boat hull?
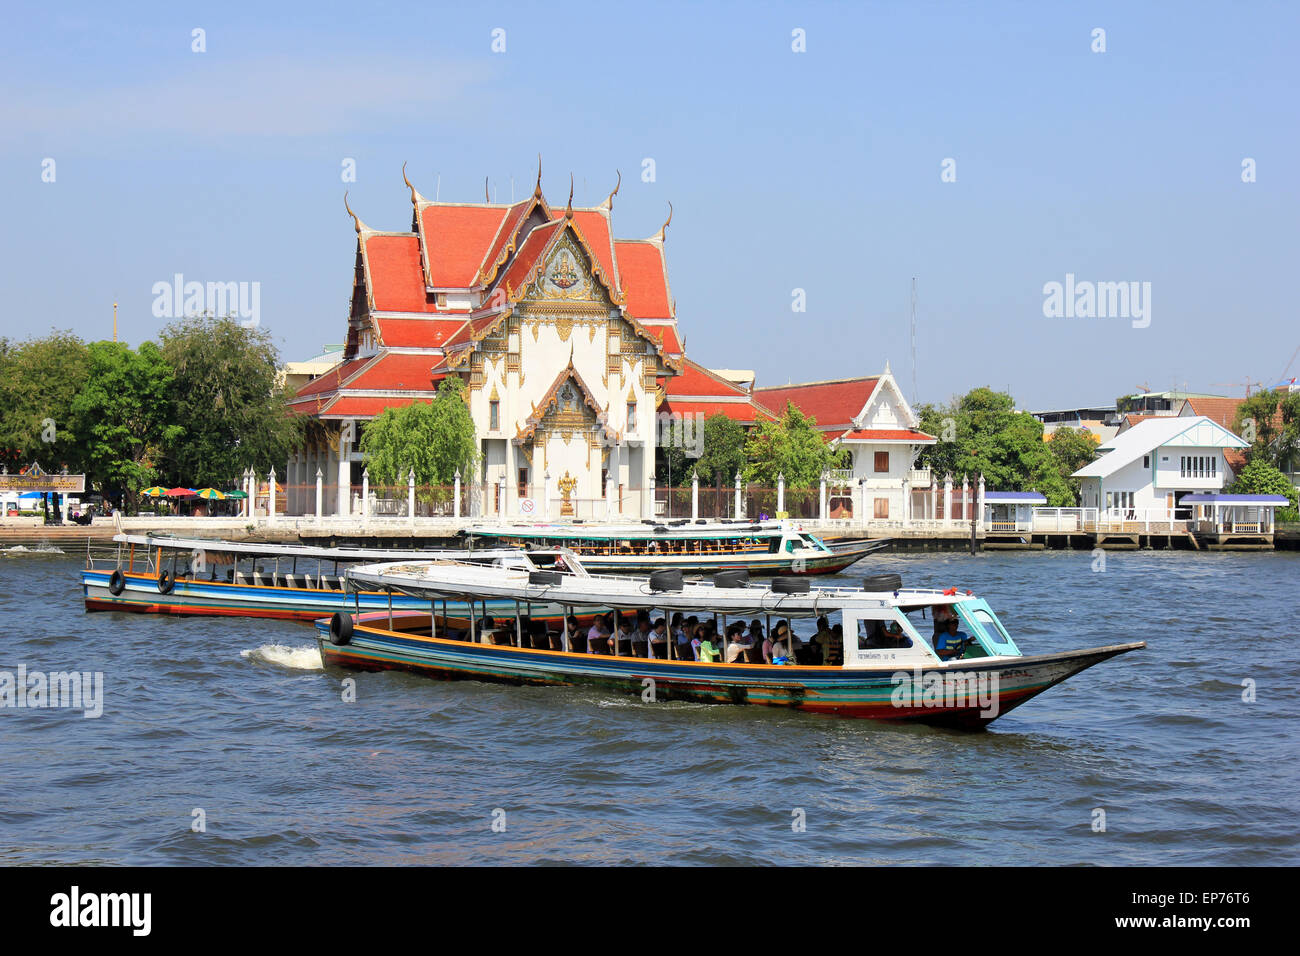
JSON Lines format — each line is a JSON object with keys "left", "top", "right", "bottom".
{"left": 315, "top": 619, "right": 1142, "bottom": 727}
{"left": 548, "top": 538, "right": 889, "bottom": 576}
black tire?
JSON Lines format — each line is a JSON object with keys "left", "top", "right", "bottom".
{"left": 157, "top": 570, "right": 175, "bottom": 594}
{"left": 771, "top": 576, "right": 810, "bottom": 594}
{"left": 863, "top": 573, "right": 903, "bottom": 592}
{"left": 529, "top": 570, "right": 562, "bottom": 586}
{"left": 108, "top": 570, "right": 126, "bottom": 595}
{"left": 649, "top": 569, "right": 684, "bottom": 592}
{"left": 712, "top": 569, "right": 750, "bottom": 589}
{"left": 329, "top": 612, "right": 354, "bottom": 646}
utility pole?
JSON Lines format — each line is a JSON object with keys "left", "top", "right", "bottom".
{"left": 113, "top": 302, "right": 118, "bottom": 342}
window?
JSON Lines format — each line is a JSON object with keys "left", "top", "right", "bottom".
{"left": 874, "top": 498, "right": 889, "bottom": 519}
{"left": 517, "top": 467, "right": 528, "bottom": 500}
{"left": 1143, "top": 454, "right": 1150, "bottom": 469}
{"left": 489, "top": 401, "right": 500, "bottom": 431}
{"left": 874, "top": 451, "right": 890, "bottom": 473}
{"left": 627, "top": 401, "right": 637, "bottom": 432}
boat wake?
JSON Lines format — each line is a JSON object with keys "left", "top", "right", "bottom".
{"left": 240, "top": 644, "right": 324, "bottom": 671}
{"left": 2, "top": 544, "right": 66, "bottom": 555}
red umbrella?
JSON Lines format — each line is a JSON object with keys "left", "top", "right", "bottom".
{"left": 166, "top": 487, "right": 197, "bottom": 499}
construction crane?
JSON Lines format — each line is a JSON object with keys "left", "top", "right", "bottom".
{"left": 1210, "top": 378, "right": 1265, "bottom": 397}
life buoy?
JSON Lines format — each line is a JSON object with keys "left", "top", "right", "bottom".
{"left": 108, "top": 570, "right": 126, "bottom": 595}
{"left": 157, "top": 570, "right": 175, "bottom": 594}
{"left": 329, "top": 612, "right": 354, "bottom": 646}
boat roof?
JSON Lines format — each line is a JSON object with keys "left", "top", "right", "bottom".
{"left": 465, "top": 520, "right": 800, "bottom": 541}
{"left": 112, "top": 533, "right": 523, "bottom": 563}
{"left": 346, "top": 552, "right": 974, "bottom": 619}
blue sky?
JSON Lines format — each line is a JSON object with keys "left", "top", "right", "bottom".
{"left": 3, "top": 1, "right": 1297, "bottom": 410}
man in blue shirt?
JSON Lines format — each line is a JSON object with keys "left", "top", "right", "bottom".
{"left": 934, "top": 617, "right": 971, "bottom": 660}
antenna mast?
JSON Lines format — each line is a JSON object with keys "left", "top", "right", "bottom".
{"left": 910, "top": 277, "right": 918, "bottom": 405}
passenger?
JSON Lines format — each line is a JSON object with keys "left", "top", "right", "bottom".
{"left": 769, "top": 622, "right": 793, "bottom": 663}
{"left": 690, "top": 624, "right": 705, "bottom": 661}
{"left": 934, "top": 617, "right": 970, "bottom": 660}
{"left": 614, "top": 619, "right": 634, "bottom": 656}
{"left": 587, "top": 615, "right": 610, "bottom": 655}
{"left": 565, "top": 615, "right": 583, "bottom": 652}
{"left": 698, "top": 629, "right": 723, "bottom": 663}
{"left": 744, "top": 621, "right": 766, "bottom": 663}
{"left": 649, "top": 618, "right": 669, "bottom": 659}
{"left": 813, "top": 620, "right": 842, "bottom": 665}
{"left": 671, "top": 613, "right": 689, "bottom": 660}
{"left": 632, "top": 618, "right": 653, "bottom": 658}
{"left": 882, "top": 620, "right": 912, "bottom": 648}
{"left": 725, "top": 623, "right": 752, "bottom": 663}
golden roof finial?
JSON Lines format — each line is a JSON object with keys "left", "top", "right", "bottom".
{"left": 653, "top": 201, "right": 673, "bottom": 242}
{"left": 565, "top": 173, "right": 574, "bottom": 219}
{"left": 402, "top": 161, "right": 422, "bottom": 206}
{"left": 343, "top": 190, "right": 365, "bottom": 234}
{"left": 533, "top": 154, "right": 543, "bottom": 200}
{"left": 599, "top": 170, "right": 621, "bottom": 211}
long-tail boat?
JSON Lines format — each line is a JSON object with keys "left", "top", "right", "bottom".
{"left": 80, "top": 534, "right": 580, "bottom": 623}
{"left": 463, "top": 519, "right": 888, "bottom": 575}
{"left": 315, "top": 550, "right": 1143, "bottom": 727}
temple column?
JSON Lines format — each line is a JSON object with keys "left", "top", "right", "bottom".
{"left": 337, "top": 423, "right": 350, "bottom": 517}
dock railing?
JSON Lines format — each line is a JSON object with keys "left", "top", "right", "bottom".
{"left": 1031, "top": 507, "right": 1189, "bottom": 533}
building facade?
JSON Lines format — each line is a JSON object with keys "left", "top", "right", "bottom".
{"left": 288, "top": 168, "right": 682, "bottom": 518}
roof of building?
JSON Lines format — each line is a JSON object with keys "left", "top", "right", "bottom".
{"left": 1074, "top": 416, "right": 1250, "bottom": 478}
{"left": 752, "top": 377, "right": 880, "bottom": 431}
{"left": 659, "top": 359, "right": 777, "bottom": 424}
{"left": 984, "top": 491, "right": 1048, "bottom": 502}
{"left": 838, "top": 428, "right": 936, "bottom": 444}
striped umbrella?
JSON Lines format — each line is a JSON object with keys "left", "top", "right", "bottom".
{"left": 141, "top": 486, "right": 168, "bottom": 497}
{"left": 194, "top": 488, "right": 227, "bottom": 500}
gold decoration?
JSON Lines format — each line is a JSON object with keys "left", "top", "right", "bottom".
{"left": 557, "top": 471, "right": 578, "bottom": 516}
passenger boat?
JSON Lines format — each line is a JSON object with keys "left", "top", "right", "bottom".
{"left": 316, "top": 551, "right": 1143, "bottom": 727}
{"left": 462, "top": 519, "right": 888, "bottom": 575}
{"left": 80, "top": 534, "right": 585, "bottom": 623}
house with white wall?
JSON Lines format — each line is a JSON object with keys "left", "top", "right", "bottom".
{"left": 1073, "top": 415, "right": 1249, "bottom": 516}
{"left": 754, "top": 363, "right": 935, "bottom": 521}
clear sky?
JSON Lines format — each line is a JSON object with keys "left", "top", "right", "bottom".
{"left": 3, "top": 1, "right": 1296, "bottom": 411}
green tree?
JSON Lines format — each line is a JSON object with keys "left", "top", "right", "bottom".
{"left": 1226, "top": 457, "right": 1298, "bottom": 522}
{"left": 158, "top": 315, "right": 301, "bottom": 487}
{"left": 0, "top": 331, "right": 91, "bottom": 473}
{"left": 1236, "top": 389, "right": 1300, "bottom": 472}
{"left": 693, "top": 414, "right": 748, "bottom": 487}
{"left": 916, "top": 387, "right": 1076, "bottom": 505}
{"left": 1046, "top": 427, "right": 1100, "bottom": 502}
{"left": 743, "top": 401, "right": 833, "bottom": 488}
{"left": 360, "top": 377, "right": 478, "bottom": 487}
{"left": 69, "top": 340, "right": 181, "bottom": 508}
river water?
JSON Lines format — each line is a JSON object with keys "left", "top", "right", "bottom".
{"left": 1, "top": 548, "right": 1296, "bottom": 865}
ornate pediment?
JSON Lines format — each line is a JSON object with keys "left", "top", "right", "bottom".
{"left": 527, "top": 232, "right": 612, "bottom": 307}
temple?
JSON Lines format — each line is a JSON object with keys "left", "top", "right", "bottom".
{"left": 287, "top": 162, "right": 931, "bottom": 520}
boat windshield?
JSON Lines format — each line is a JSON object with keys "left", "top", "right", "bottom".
{"left": 896, "top": 599, "right": 1021, "bottom": 660}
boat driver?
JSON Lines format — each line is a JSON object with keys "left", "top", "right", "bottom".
{"left": 934, "top": 617, "right": 971, "bottom": 660}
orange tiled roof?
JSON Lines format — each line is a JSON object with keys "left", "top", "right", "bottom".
{"left": 753, "top": 377, "right": 880, "bottom": 431}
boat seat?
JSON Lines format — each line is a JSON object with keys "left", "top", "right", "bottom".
{"left": 256, "top": 574, "right": 275, "bottom": 587}
{"left": 320, "top": 575, "right": 341, "bottom": 590}
{"left": 281, "top": 574, "right": 299, "bottom": 589}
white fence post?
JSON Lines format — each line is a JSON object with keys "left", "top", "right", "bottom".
{"left": 691, "top": 470, "right": 699, "bottom": 522}
{"left": 453, "top": 469, "right": 461, "bottom": 519}
{"left": 819, "top": 473, "right": 827, "bottom": 520}
{"left": 777, "top": 472, "right": 785, "bottom": 515}
{"left": 268, "top": 468, "right": 276, "bottom": 525}
{"left": 408, "top": 469, "right": 417, "bottom": 522}
{"left": 314, "top": 468, "right": 323, "bottom": 521}
{"left": 734, "top": 471, "right": 742, "bottom": 519}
